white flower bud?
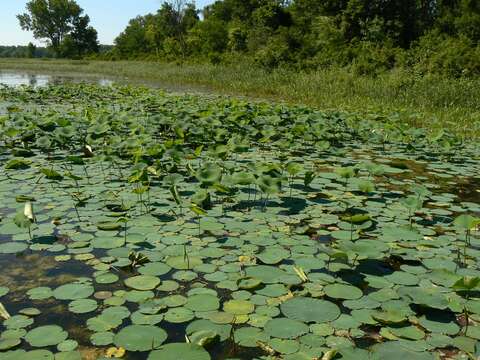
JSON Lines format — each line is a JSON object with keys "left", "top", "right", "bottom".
{"left": 24, "top": 201, "right": 36, "bottom": 222}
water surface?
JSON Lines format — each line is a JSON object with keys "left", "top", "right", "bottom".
{"left": 0, "top": 70, "right": 114, "bottom": 87}
{"left": 0, "top": 69, "right": 213, "bottom": 94}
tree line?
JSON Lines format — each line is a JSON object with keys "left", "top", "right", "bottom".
{"left": 16, "top": 0, "right": 480, "bottom": 76}
{"left": 0, "top": 44, "right": 47, "bottom": 58}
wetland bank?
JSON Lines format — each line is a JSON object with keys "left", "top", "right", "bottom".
{"left": 0, "top": 83, "right": 480, "bottom": 360}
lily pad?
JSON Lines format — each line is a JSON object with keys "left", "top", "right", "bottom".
{"left": 224, "top": 299, "right": 255, "bottom": 315}
{"left": 25, "top": 325, "right": 68, "bottom": 347}
{"left": 265, "top": 318, "right": 309, "bottom": 339}
{"left": 124, "top": 275, "right": 160, "bottom": 291}
{"left": 324, "top": 283, "right": 363, "bottom": 300}
{"left": 281, "top": 297, "right": 341, "bottom": 323}
{"left": 53, "top": 283, "right": 94, "bottom": 300}
{"left": 0, "top": 337, "right": 21, "bottom": 351}
{"left": 68, "top": 299, "right": 98, "bottom": 314}
{"left": 185, "top": 294, "right": 220, "bottom": 312}
{"left": 113, "top": 325, "right": 167, "bottom": 351}
{"left": 148, "top": 343, "right": 211, "bottom": 360}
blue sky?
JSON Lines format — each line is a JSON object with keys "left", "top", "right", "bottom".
{"left": 1, "top": 0, "right": 215, "bottom": 46}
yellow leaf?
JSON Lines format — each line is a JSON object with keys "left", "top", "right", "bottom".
{"left": 106, "top": 347, "right": 126, "bottom": 358}
{"left": 322, "top": 349, "right": 338, "bottom": 360}
{"left": 293, "top": 266, "right": 308, "bottom": 282}
{"left": 238, "top": 255, "right": 256, "bottom": 264}
{"left": 256, "top": 341, "right": 276, "bottom": 355}
{"left": 267, "top": 291, "right": 294, "bottom": 305}
{"left": 0, "top": 302, "right": 10, "bottom": 320}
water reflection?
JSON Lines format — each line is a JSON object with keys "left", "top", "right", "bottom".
{"left": 0, "top": 70, "right": 114, "bottom": 87}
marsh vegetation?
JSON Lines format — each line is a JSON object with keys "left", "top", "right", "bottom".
{"left": 0, "top": 84, "right": 479, "bottom": 359}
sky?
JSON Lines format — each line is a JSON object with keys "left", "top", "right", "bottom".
{"left": 1, "top": 0, "right": 215, "bottom": 46}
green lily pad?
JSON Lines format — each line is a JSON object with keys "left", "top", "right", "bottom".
{"left": 370, "top": 341, "right": 435, "bottom": 360}
{"left": 224, "top": 299, "right": 255, "bottom": 315}
{"left": 185, "top": 294, "right": 220, "bottom": 312}
{"left": 164, "top": 307, "right": 195, "bottom": 323}
{"left": 139, "top": 262, "right": 171, "bottom": 276}
{"left": 27, "top": 287, "right": 53, "bottom": 300}
{"left": 19, "top": 308, "right": 41, "bottom": 316}
{"left": 26, "top": 349, "right": 54, "bottom": 360}
{"left": 113, "top": 325, "right": 167, "bottom": 351}
{"left": 418, "top": 315, "right": 460, "bottom": 335}
{"left": 68, "top": 299, "right": 98, "bottom": 314}
{"left": 90, "top": 331, "right": 114, "bottom": 346}
{"left": 324, "top": 283, "right": 363, "bottom": 300}
{"left": 0, "top": 242, "right": 28, "bottom": 254}
{"left": 268, "top": 338, "right": 300, "bottom": 354}
{"left": 281, "top": 297, "right": 341, "bottom": 323}
{"left": 25, "top": 325, "right": 68, "bottom": 347}
{"left": 0, "top": 337, "right": 21, "bottom": 351}
{"left": 124, "top": 275, "right": 160, "bottom": 291}
{"left": 166, "top": 256, "right": 202, "bottom": 270}
{"left": 147, "top": 343, "right": 211, "bottom": 360}
{"left": 53, "top": 283, "right": 94, "bottom": 300}
{"left": 0, "top": 286, "right": 9, "bottom": 297}
{"left": 3, "top": 315, "right": 34, "bottom": 329}
{"left": 265, "top": 318, "right": 309, "bottom": 339}
{"left": 57, "top": 339, "right": 78, "bottom": 352}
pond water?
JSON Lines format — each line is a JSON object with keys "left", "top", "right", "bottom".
{"left": 0, "top": 70, "right": 114, "bottom": 88}
{"left": 0, "top": 69, "right": 214, "bottom": 95}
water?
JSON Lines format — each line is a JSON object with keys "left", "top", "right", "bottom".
{"left": 0, "top": 69, "right": 212, "bottom": 94}
{"left": 0, "top": 70, "right": 114, "bottom": 87}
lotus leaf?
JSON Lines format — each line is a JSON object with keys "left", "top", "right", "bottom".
{"left": 147, "top": 343, "right": 211, "bottom": 360}
{"left": 124, "top": 275, "right": 160, "bottom": 291}
{"left": 113, "top": 325, "right": 167, "bottom": 351}
{"left": 53, "top": 283, "right": 94, "bottom": 300}
{"left": 265, "top": 318, "right": 309, "bottom": 339}
{"left": 281, "top": 297, "right": 341, "bottom": 323}
{"left": 25, "top": 325, "right": 68, "bottom": 347}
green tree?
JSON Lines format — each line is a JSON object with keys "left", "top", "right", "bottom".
{"left": 17, "top": 0, "right": 98, "bottom": 56}
{"left": 187, "top": 18, "right": 228, "bottom": 56}
{"left": 110, "top": 0, "right": 479, "bottom": 75}
{"left": 60, "top": 15, "right": 99, "bottom": 57}
{"left": 26, "top": 42, "right": 36, "bottom": 58}
{"left": 115, "top": 16, "right": 151, "bottom": 57}
{"left": 114, "top": 1, "right": 198, "bottom": 59}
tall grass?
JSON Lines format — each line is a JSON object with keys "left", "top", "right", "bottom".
{"left": 1, "top": 58, "right": 479, "bottom": 136}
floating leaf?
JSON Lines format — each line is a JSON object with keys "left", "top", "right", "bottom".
{"left": 25, "top": 325, "right": 68, "bottom": 347}
{"left": 147, "top": 343, "right": 211, "bottom": 360}
{"left": 281, "top": 297, "right": 341, "bottom": 323}
{"left": 124, "top": 275, "right": 160, "bottom": 291}
{"left": 114, "top": 325, "right": 167, "bottom": 351}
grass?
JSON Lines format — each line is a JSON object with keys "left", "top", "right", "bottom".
{"left": 1, "top": 58, "right": 479, "bottom": 137}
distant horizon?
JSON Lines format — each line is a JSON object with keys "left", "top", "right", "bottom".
{"left": 0, "top": 0, "right": 215, "bottom": 47}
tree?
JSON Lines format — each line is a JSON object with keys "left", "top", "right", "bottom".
{"left": 163, "top": 1, "right": 199, "bottom": 58}
{"left": 60, "top": 15, "right": 99, "bottom": 57}
{"left": 187, "top": 18, "right": 228, "bottom": 55}
{"left": 114, "top": 1, "right": 198, "bottom": 59}
{"left": 115, "top": 16, "right": 151, "bottom": 57}
{"left": 17, "top": 0, "right": 98, "bottom": 56}
{"left": 110, "top": 0, "right": 479, "bottom": 75}
{"left": 26, "top": 42, "right": 36, "bottom": 58}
